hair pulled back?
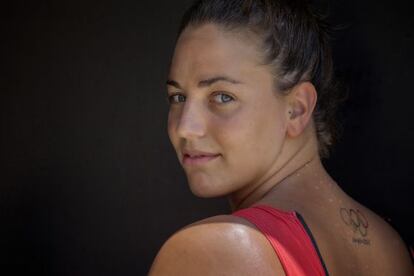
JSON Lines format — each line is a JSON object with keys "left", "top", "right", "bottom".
{"left": 177, "top": 0, "right": 341, "bottom": 158}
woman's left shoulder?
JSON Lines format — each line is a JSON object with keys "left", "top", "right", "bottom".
{"left": 148, "top": 214, "right": 285, "bottom": 275}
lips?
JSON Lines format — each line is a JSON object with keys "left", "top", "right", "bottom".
{"left": 182, "top": 149, "right": 220, "bottom": 165}
{"left": 183, "top": 149, "right": 219, "bottom": 157}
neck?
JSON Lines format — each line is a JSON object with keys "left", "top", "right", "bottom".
{"left": 228, "top": 129, "right": 328, "bottom": 211}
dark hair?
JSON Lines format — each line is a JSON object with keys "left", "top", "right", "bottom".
{"left": 177, "top": 0, "right": 342, "bottom": 158}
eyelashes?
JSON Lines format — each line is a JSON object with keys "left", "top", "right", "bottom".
{"left": 167, "top": 92, "right": 235, "bottom": 105}
{"left": 212, "top": 93, "right": 234, "bottom": 104}
{"left": 167, "top": 94, "right": 186, "bottom": 104}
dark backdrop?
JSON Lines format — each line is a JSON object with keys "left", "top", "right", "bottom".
{"left": 1, "top": 0, "right": 413, "bottom": 275}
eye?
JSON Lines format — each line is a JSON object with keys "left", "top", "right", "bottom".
{"left": 167, "top": 94, "right": 186, "bottom": 104}
{"left": 212, "top": 93, "right": 234, "bottom": 104}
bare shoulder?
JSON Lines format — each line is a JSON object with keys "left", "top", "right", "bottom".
{"left": 323, "top": 198, "right": 414, "bottom": 275}
{"left": 361, "top": 206, "right": 414, "bottom": 275}
{"left": 149, "top": 215, "right": 285, "bottom": 276}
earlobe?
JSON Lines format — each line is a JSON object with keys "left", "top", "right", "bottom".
{"left": 286, "top": 82, "right": 317, "bottom": 138}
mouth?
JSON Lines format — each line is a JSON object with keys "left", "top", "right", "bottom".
{"left": 182, "top": 152, "right": 221, "bottom": 166}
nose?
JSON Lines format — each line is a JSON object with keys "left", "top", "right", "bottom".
{"left": 176, "top": 100, "right": 207, "bottom": 139}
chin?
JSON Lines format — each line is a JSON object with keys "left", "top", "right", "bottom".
{"left": 187, "top": 179, "right": 229, "bottom": 198}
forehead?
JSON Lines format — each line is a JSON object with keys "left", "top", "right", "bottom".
{"left": 169, "top": 23, "right": 267, "bottom": 86}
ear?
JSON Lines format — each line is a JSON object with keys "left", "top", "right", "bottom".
{"left": 285, "top": 81, "right": 317, "bottom": 138}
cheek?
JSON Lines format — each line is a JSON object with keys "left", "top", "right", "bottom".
{"left": 208, "top": 110, "right": 245, "bottom": 147}
{"left": 220, "top": 104, "right": 286, "bottom": 163}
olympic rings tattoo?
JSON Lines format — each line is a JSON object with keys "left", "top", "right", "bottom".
{"left": 339, "top": 208, "right": 369, "bottom": 237}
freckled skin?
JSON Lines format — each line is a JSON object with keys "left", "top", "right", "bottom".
{"left": 167, "top": 23, "right": 288, "bottom": 199}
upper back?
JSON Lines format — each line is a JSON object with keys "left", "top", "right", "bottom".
{"left": 250, "top": 195, "right": 414, "bottom": 275}
{"left": 150, "top": 194, "right": 413, "bottom": 275}
{"left": 309, "top": 199, "right": 413, "bottom": 275}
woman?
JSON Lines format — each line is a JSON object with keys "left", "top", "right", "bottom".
{"left": 149, "top": 0, "right": 413, "bottom": 275}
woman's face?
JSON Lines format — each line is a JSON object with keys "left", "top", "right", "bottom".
{"left": 167, "top": 23, "right": 289, "bottom": 197}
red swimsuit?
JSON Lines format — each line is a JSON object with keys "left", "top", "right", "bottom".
{"left": 232, "top": 204, "right": 329, "bottom": 276}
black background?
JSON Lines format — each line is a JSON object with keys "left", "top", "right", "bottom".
{"left": 1, "top": 0, "right": 413, "bottom": 275}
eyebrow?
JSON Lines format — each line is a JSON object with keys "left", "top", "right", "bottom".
{"left": 166, "top": 76, "right": 242, "bottom": 89}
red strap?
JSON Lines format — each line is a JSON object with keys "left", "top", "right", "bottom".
{"left": 232, "top": 205, "right": 326, "bottom": 276}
